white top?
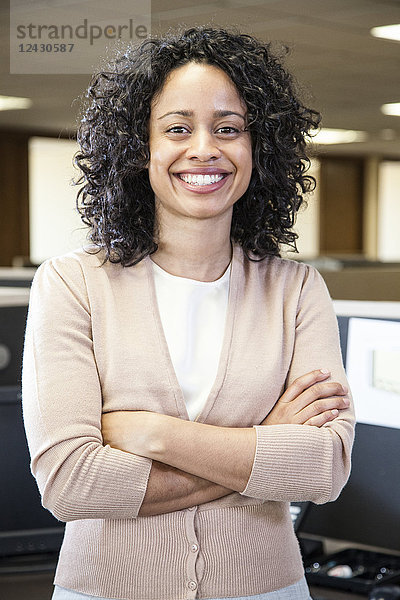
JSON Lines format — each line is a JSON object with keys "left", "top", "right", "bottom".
{"left": 151, "top": 260, "right": 231, "bottom": 421}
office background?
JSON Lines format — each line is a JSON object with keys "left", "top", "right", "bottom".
{"left": 0, "top": 1, "right": 400, "bottom": 599}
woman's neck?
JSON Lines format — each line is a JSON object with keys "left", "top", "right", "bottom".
{"left": 151, "top": 212, "right": 233, "bottom": 282}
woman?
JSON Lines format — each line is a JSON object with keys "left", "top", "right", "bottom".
{"left": 22, "top": 27, "right": 354, "bottom": 600}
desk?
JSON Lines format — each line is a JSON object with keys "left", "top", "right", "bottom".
{"left": 0, "top": 571, "right": 369, "bottom": 600}
{"left": 310, "top": 586, "right": 366, "bottom": 599}
{"left": 0, "top": 572, "right": 53, "bottom": 600}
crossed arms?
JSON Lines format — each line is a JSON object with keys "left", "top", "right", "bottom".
{"left": 102, "top": 369, "right": 350, "bottom": 516}
{"left": 23, "top": 258, "right": 355, "bottom": 522}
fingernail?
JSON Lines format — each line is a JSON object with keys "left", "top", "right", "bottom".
{"left": 331, "top": 409, "right": 339, "bottom": 416}
{"left": 343, "top": 397, "right": 350, "bottom": 406}
{"left": 320, "top": 368, "right": 330, "bottom": 374}
{"left": 342, "top": 385, "right": 348, "bottom": 394}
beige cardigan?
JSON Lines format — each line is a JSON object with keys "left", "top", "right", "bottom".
{"left": 22, "top": 244, "right": 355, "bottom": 600}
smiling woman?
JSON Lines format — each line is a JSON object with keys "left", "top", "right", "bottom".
{"left": 73, "top": 27, "right": 321, "bottom": 268}
{"left": 22, "top": 26, "right": 355, "bottom": 600}
{"left": 147, "top": 62, "right": 253, "bottom": 278}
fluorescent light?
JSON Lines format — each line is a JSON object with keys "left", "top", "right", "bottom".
{"left": 0, "top": 95, "right": 32, "bottom": 111}
{"left": 310, "top": 128, "right": 368, "bottom": 145}
{"left": 381, "top": 102, "right": 400, "bottom": 116}
{"left": 371, "top": 24, "right": 400, "bottom": 42}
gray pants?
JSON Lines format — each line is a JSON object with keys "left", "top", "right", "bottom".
{"left": 52, "top": 577, "right": 313, "bottom": 600}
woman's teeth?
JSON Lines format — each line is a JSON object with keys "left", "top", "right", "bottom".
{"left": 179, "top": 173, "right": 225, "bottom": 186}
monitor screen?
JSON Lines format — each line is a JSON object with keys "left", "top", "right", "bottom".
{"left": 299, "top": 304, "right": 400, "bottom": 553}
{"left": 299, "top": 421, "right": 400, "bottom": 551}
{"left": 0, "top": 387, "right": 64, "bottom": 558}
{"left": 0, "top": 304, "right": 29, "bottom": 387}
{"left": 0, "top": 300, "right": 64, "bottom": 561}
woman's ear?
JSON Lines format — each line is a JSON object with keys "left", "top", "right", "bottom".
{"left": 144, "top": 148, "right": 150, "bottom": 169}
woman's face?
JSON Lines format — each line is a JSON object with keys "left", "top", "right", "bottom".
{"left": 147, "top": 62, "right": 253, "bottom": 226}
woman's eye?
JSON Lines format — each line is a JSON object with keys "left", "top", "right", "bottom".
{"left": 164, "top": 125, "right": 244, "bottom": 137}
{"left": 215, "top": 126, "right": 241, "bottom": 136}
{"left": 166, "top": 126, "right": 189, "bottom": 135}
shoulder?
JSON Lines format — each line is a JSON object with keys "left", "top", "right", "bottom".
{"left": 262, "top": 254, "right": 309, "bottom": 278}
{"left": 235, "top": 247, "right": 330, "bottom": 308}
{"left": 31, "top": 247, "right": 112, "bottom": 306}
{"left": 240, "top": 248, "right": 320, "bottom": 286}
{"left": 37, "top": 246, "right": 105, "bottom": 273}
{"left": 31, "top": 247, "right": 148, "bottom": 309}
{"left": 33, "top": 246, "right": 115, "bottom": 286}
{"left": 263, "top": 255, "right": 329, "bottom": 300}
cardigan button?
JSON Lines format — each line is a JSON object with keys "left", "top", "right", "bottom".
{"left": 188, "top": 580, "right": 197, "bottom": 591}
{"left": 190, "top": 543, "right": 199, "bottom": 553}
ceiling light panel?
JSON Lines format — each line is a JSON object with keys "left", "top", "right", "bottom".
{"left": 310, "top": 128, "right": 369, "bottom": 145}
{"left": 0, "top": 95, "right": 32, "bottom": 111}
{"left": 381, "top": 103, "right": 400, "bottom": 116}
{"left": 370, "top": 24, "right": 400, "bottom": 42}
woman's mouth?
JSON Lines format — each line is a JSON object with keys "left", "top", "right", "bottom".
{"left": 174, "top": 172, "right": 230, "bottom": 193}
{"left": 178, "top": 173, "right": 226, "bottom": 186}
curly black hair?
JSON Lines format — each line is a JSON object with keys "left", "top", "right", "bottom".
{"left": 75, "top": 26, "right": 320, "bottom": 266}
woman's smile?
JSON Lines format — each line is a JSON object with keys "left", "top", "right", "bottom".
{"left": 173, "top": 168, "right": 231, "bottom": 194}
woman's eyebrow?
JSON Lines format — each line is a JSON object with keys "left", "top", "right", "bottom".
{"left": 157, "top": 109, "right": 246, "bottom": 120}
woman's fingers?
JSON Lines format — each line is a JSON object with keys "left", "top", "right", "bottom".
{"left": 292, "top": 381, "right": 348, "bottom": 413}
{"left": 279, "top": 369, "right": 331, "bottom": 403}
{"left": 303, "top": 409, "right": 340, "bottom": 427}
{"left": 262, "top": 369, "right": 350, "bottom": 427}
{"left": 296, "top": 395, "right": 350, "bottom": 425}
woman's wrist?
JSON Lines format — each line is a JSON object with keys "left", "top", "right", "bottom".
{"left": 119, "top": 411, "right": 173, "bottom": 459}
{"left": 137, "top": 412, "right": 169, "bottom": 458}
{"left": 101, "top": 410, "right": 164, "bottom": 457}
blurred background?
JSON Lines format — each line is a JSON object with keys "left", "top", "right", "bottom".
{"left": 1, "top": 0, "right": 400, "bottom": 298}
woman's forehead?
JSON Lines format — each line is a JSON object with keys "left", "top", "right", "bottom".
{"left": 151, "top": 62, "right": 247, "bottom": 116}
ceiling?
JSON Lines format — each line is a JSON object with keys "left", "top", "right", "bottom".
{"left": 1, "top": 0, "right": 400, "bottom": 157}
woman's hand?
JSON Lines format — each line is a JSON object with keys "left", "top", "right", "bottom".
{"left": 262, "top": 369, "right": 350, "bottom": 427}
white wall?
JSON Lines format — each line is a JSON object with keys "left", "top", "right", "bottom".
{"left": 377, "top": 161, "right": 400, "bottom": 261}
{"left": 29, "top": 137, "right": 88, "bottom": 264}
{"left": 282, "top": 159, "right": 320, "bottom": 259}
{"left": 295, "top": 159, "right": 320, "bottom": 258}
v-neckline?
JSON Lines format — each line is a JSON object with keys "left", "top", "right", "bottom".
{"left": 144, "top": 245, "right": 241, "bottom": 423}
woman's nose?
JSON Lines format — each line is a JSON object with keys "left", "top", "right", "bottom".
{"left": 185, "top": 129, "right": 222, "bottom": 161}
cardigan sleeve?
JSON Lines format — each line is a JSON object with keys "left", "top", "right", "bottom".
{"left": 22, "top": 257, "right": 152, "bottom": 522}
{"left": 241, "top": 264, "right": 355, "bottom": 504}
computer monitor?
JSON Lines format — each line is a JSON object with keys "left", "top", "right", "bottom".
{"left": 0, "top": 298, "right": 64, "bottom": 569}
{"left": 0, "top": 300, "right": 29, "bottom": 387}
{"left": 298, "top": 301, "right": 400, "bottom": 553}
{"left": 0, "top": 386, "right": 65, "bottom": 564}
